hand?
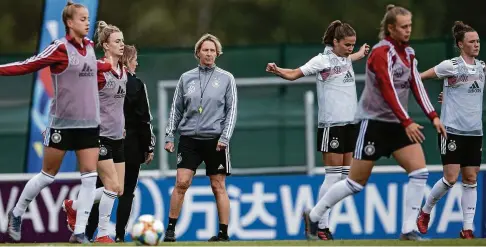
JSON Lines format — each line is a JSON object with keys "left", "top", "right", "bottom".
{"left": 216, "top": 142, "right": 227, "bottom": 151}
{"left": 117, "top": 186, "right": 124, "bottom": 197}
{"left": 433, "top": 117, "right": 447, "bottom": 138}
{"left": 438, "top": 92, "right": 443, "bottom": 104}
{"left": 266, "top": 63, "right": 278, "bottom": 74}
{"left": 405, "top": 122, "right": 425, "bottom": 143}
{"left": 359, "top": 43, "right": 370, "bottom": 57}
{"left": 42, "top": 129, "right": 47, "bottom": 138}
{"left": 144, "top": 152, "right": 154, "bottom": 164}
{"left": 123, "top": 129, "right": 126, "bottom": 138}
{"left": 164, "top": 142, "right": 175, "bottom": 153}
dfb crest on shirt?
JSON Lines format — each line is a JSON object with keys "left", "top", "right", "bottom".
{"left": 393, "top": 67, "right": 404, "bottom": 78}
{"left": 105, "top": 79, "right": 117, "bottom": 89}
{"left": 364, "top": 142, "right": 375, "bottom": 156}
{"left": 70, "top": 52, "right": 80, "bottom": 66}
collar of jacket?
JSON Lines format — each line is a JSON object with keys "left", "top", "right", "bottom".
{"left": 198, "top": 64, "right": 216, "bottom": 72}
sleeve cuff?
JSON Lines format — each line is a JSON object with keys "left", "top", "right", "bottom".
{"left": 165, "top": 135, "right": 174, "bottom": 143}
{"left": 428, "top": 111, "right": 438, "bottom": 122}
{"left": 401, "top": 118, "right": 414, "bottom": 128}
{"left": 218, "top": 137, "right": 229, "bottom": 146}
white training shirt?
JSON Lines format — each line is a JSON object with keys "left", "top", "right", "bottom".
{"left": 300, "top": 46, "right": 357, "bottom": 127}
{"left": 436, "top": 56, "right": 485, "bottom": 136}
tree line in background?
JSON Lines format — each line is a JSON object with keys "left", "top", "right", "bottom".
{"left": 0, "top": 0, "right": 482, "bottom": 54}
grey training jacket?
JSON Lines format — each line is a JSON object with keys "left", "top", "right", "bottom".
{"left": 165, "top": 65, "right": 238, "bottom": 145}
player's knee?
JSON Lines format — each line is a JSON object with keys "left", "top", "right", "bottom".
{"left": 106, "top": 180, "right": 120, "bottom": 193}
{"left": 175, "top": 179, "right": 191, "bottom": 192}
{"left": 42, "top": 167, "right": 59, "bottom": 176}
{"left": 210, "top": 180, "right": 226, "bottom": 195}
{"left": 444, "top": 177, "right": 457, "bottom": 186}
{"left": 443, "top": 174, "right": 458, "bottom": 185}
{"left": 462, "top": 175, "right": 477, "bottom": 185}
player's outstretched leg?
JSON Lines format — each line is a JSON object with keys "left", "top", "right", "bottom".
{"left": 417, "top": 177, "right": 453, "bottom": 234}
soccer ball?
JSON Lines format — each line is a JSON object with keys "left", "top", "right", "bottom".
{"left": 130, "top": 214, "right": 164, "bottom": 246}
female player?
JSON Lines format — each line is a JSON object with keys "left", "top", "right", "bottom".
{"left": 164, "top": 33, "right": 237, "bottom": 242}
{"left": 62, "top": 21, "right": 127, "bottom": 243}
{"left": 302, "top": 5, "right": 446, "bottom": 241}
{"left": 417, "top": 21, "right": 484, "bottom": 239}
{"left": 3, "top": 1, "right": 111, "bottom": 243}
{"left": 266, "top": 20, "right": 369, "bottom": 240}
{"left": 85, "top": 45, "right": 156, "bottom": 242}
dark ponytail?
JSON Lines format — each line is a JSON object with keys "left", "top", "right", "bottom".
{"left": 452, "top": 21, "right": 475, "bottom": 48}
{"left": 322, "top": 20, "right": 356, "bottom": 46}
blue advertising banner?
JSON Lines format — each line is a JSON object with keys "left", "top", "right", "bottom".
{"left": 0, "top": 172, "right": 482, "bottom": 242}
{"left": 26, "top": 0, "right": 99, "bottom": 173}
{"left": 121, "top": 172, "right": 483, "bottom": 241}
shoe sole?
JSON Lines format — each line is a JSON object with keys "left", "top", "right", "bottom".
{"left": 8, "top": 227, "right": 21, "bottom": 242}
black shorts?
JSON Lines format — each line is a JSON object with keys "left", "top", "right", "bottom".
{"left": 317, "top": 124, "right": 358, "bottom": 154}
{"left": 43, "top": 127, "right": 100, "bottom": 151}
{"left": 98, "top": 137, "right": 125, "bottom": 163}
{"left": 438, "top": 133, "right": 482, "bottom": 167}
{"left": 177, "top": 135, "right": 231, "bottom": 176}
{"left": 354, "top": 120, "right": 414, "bottom": 161}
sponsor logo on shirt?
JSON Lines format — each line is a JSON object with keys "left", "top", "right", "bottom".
{"left": 79, "top": 63, "right": 94, "bottom": 77}
{"left": 114, "top": 85, "right": 126, "bottom": 98}
{"left": 343, "top": 71, "right": 354, "bottom": 83}
{"left": 468, "top": 81, "right": 481, "bottom": 93}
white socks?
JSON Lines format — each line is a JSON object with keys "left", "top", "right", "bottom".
{"left": 461, "top": 183, "right": 477, "bottom": 230}
{"left": 12, "top": 171, "right": 55, "bottom": 217}
{"left": 97, "top": 189, "right": 117, "bottom": 237}
{"left": 402, "top": 168, "right": 428, "bottom": 234}
{"left": 317, "top": 166, "right": 342, "bottom": 229}
{"left": 73, "top": 172, "right": 97, "bottom": 235}
{"left": 341, "top": 166, "right": 350, "bottom": 179}
{"left": 310, "top": 178, "right": 363, "bottom": 223}
{"left": 422, "top": 177, "right": 453, "bottom": 214}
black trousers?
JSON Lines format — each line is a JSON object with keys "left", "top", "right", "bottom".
{"left": 86, "top": 131, "right": 145, "bottom": 240}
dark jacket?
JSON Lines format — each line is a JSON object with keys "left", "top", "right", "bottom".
{"left": 124, "top": 72, "right": 155, "bottom": 163}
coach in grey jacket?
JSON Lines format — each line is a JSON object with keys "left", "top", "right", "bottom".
{"left": 163, "top": 33, "right": 237, "bottom": 242}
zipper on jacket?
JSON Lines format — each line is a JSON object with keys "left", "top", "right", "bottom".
{"left": 194, "top": 70, "right": 206, "bottom": 136}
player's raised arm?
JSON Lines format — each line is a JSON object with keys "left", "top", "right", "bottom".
{"left": 0, "top": 41, "right": 67, "bottom": 76}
